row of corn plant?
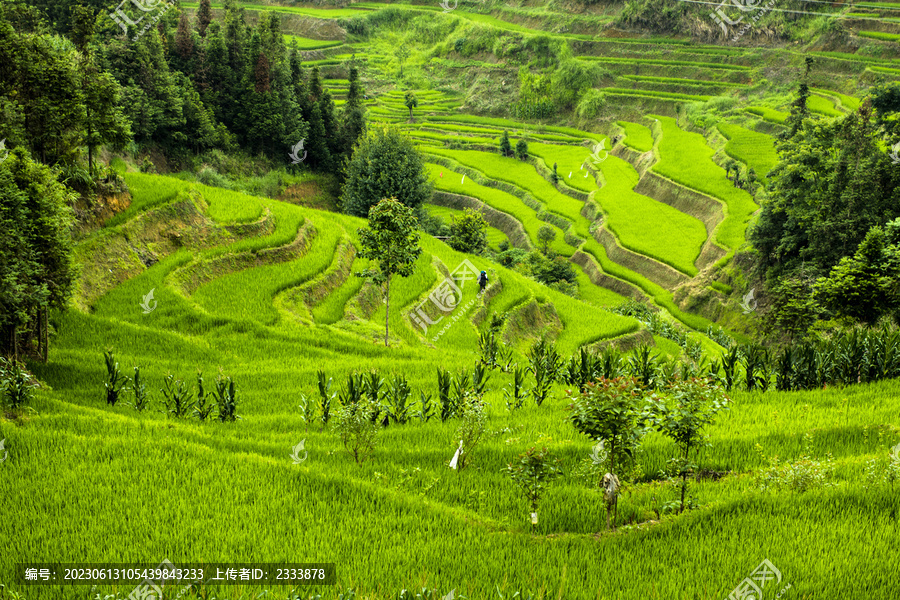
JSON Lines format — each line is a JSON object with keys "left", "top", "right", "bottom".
{"left": 102, "top": 351, "right": 240, "bottom": 422}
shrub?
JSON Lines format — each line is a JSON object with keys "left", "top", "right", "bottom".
{"left": 335, "top": 397, "right": 380, "bottom": 464}
{"left": 448, "top": 208, "right": 488, "bottom": 255}
{"left": 755, "top": 434, "right": 835, "bottom": 493}
{"left": 504, "top": 446, "right": 562, "bottom": 529}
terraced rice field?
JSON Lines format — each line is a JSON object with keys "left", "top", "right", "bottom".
{"left": 651, "top": 116, "right": 759, "bottom": 259}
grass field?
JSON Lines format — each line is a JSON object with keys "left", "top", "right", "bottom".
{"left": 10, "top": 4, "right": 900, "bottom": 598}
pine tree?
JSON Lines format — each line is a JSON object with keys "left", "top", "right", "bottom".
{"left": 197, "top": 0, "right": 213, "bottom": 36}
{"left": 499, "top": 130, "right": 512, "bottom": 157}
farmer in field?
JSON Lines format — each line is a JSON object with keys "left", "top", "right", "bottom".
{"left": 478, "top": 271, "right": 488, "bottom": 294}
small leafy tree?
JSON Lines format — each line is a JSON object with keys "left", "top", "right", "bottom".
{"left": 404, "top": 90, "right": 418, "bottom": 121}
{"left": 357, "top": 198, "right": 422, "bottom": 346}
{"left": 504, "top": 446, "right": 562, "bottom": 530}
{"left": 448, "top": 208, "right": 488, "bottom": 254}
{"left": 646, "top": 378, "right": 730, "bottom": 513}
{"left": 499, "top": 130, "right": 512, "bottom": 157}
{"left": 334, "top": 397, "right": 380, "bottom": 464}
{"left": 454, "top": 396, "right": 487, "bottom": 470}
{"left": 515, "top": 138, "right": 528, "bottom": 160}
{"left": 537, "top": 225, "right": 556, "bottom": 254}
{"left": 567, "top": 377, "right": 647, "bottom": 528}
{"left": 341, "top": 126, "right": 432, "bottom": 217}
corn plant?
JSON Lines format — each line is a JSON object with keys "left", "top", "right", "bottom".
{"left": 646, "top": 378, "right": 730, "bottom": 513}
{"left": 504, "top": 446, "right": 562, "bottom": 531}
{"left": 0, "top": 357, "right": 35, "bottom": 410}
{"left": 742, "top": 344, "right": 769, "bottom": 392}
{"left": 437, "top": 367, "right": 452, "bottom": 422}
{"left": 472, "top": 362, "right": 490, "bottom": 397}
{"left": 317, "top": 369, "right": 336, "bottom": 427}
{"left": 598, "top": 345, "right": 623, "bottom": 379}
{"left": 363, "top": 370, "right": 385, "bottom": 424}
{"left": 417, "top": 391, "right": 434, "bottom": 422}
{"left": 528, "top": 338, "right": 560, "bottom": 407}
{"left": 334, "top": 397, "right": 379, "bottom": 464}
{"left": 339, "top": 372, "right": 365, "bottom": 415}
{"left": 130, "top": 367, "right": 149, "bottom": 411}
{"left": 563, "top": 347, "right": 599, "bottom": 393}
{"left": 385, "top": 374, "right": 412, "bottom": 425}
{"left": 478, "top": 331, "right": 500, "bottom": 369}
{"left": 193, "top": 370, "right": 216, "bottom": 421}
{"left": 103, "top": 350, "right": 128, "bottom": 406}
{"left": 298, "top": 393, "right": 317, "bottom": 432}
{"left": 719, "top": 345, "right": 740, "bottom": 392}
{"left": 627, "top": 345, "right": 658, "bottom": 389}
{"left": 504, "top": 365, "right": 529, "bottom": 411}
{"left": 161, "top": 374, "right": 192, "bottom": 418}
{"left": 214, "top": 374, "right": 240, "bottom": 422}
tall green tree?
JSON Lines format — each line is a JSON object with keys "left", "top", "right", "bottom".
{"left": 341, "top": 126, "right": 431, "bottom": 217}
{"left": 197, "top": 0, "right": 213, "bottom": 36}
{"left": 0, "top": 149, "right": 77, "bottom": 360}
{"left": 357, "top": 198, "right": 422, "bottom": 347}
